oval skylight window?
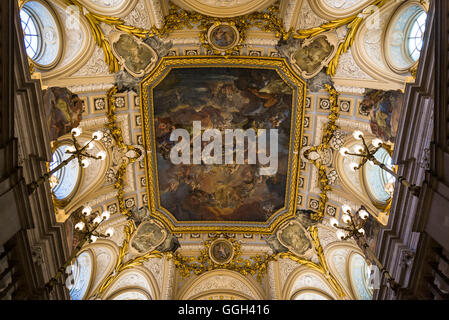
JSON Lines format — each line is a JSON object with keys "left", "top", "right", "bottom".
{"left": 20, "top": 1, "right": 62, "bottom": 69}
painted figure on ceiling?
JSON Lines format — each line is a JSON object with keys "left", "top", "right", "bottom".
{"left": 43, "top": 87, "right": 83, "bottom": 141}
{"left": 293, "top": 36, "right": 334, "bottom": 74}
{"left": 360, "top": 90, "right": 404, "bottom": 143}
{"left": 112, "top": 33, "right": 156, "bottom": 76}
{"left": 153, "top": 68, "right": 293, "bottom": 222}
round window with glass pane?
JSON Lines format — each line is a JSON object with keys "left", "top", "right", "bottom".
{"left": 50, "top": 144, "right": 81, "bottom": 203}
{"left": 19, "top": 1, "right": 63, "bottom": 69}
{"left": 407, "top": 10, "right": 427, "bottom": 62}
{"left": 20, "top": 7, "right": 42, "bottom": 60}
{"left": 363, "top": 147, "right": 395, "bottom": 206}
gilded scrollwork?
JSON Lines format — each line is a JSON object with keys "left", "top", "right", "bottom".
{"left": 295, "top": 0, "right": 388, "bottom": 76}
{"left": 303, "top": 84, "right": 341, "bottom": 221}
{"left": 63, "top": 0, "right": 155, "bottom": 73}
{"left": 105, "top": 86, "right": 142, "bottom": 216}
{"left": 61, "top": 1, "right": 290, "bottom": 69}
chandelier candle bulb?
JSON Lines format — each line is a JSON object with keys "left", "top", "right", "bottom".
{"left": 336, "top": 230, "right": 346, "bottom": 240}
{"left": 92, "top": 131, "right": 104, "bottom": 141}
{"left": 71, "top": 127, "right": 82, "bottom": 137}
{"left": 359, "top": 209, "right": 369, "bottom": 220}
{"left": 342, "top": 214, "right": 351, "bottom": 224}
{"left": 353, "top": 130, "right": 364, "bottom": 140}
{"left": 330, "top": 217, "right": 339, "bottom": 227}
{"left": 349, "top": 162, "right": 359, "bottom": 171}
{"left": 101, "top": 210, "right": 110, "bottom": 220}
{"left": 358, "top": 228, "right": 366, "bottom": 235}
{"left": 81, "top": 159, "right": 90, "bottom": 168}
{"left": 372, "top": 138, "right": 383, "bottom": 147}
{"left": 354, "top": 145, "right": 364, "bottom": 154}
{"left": 93, "top": 216, "right": 103, "bottom": 224}
{"left": 96, "top": 151, "right": 107, "bottom": 160}
{"left": 65, "top": 275, "right": 74, "bottom": 290}
{"left": 74, "top": 222, "right": 85, "bottom": 231}
{"left": 90, "top": 235, "right": 98, "bottom": 243}
{"left": 105, "top": 227, "right": 114, "bottom": 237}
{"left": 65, "top": 265, "right": 73, "bottom": 275}
{"left": 82, "top": 206, "right": 92, "bottom": 216}
{"left": 342, "top": 204, "right": 352, "bottom": 214}
{"left": 339, "top": 147, "right": 350, "bottom": 156}
{"left": 66, "top": 146, "right": 76, "bottom": 153}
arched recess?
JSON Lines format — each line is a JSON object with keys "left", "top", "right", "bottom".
{"left": 334, "top": 136, "right": 389, "bottom": 225}
{"left": 82, "top": 240, "right": 119, "bottom": 298}
{"left": 308, "top": 0, "right": 373, "bottom": 20}
{"left": 37, "top": 0, "right": 96, "bottom": 81}
{"left": 192, "top": 290, "right": 254, "bottom": 300}
{"left": 347, "top": 252, "right": 373, "bottom": 300}
{"left": 69, "top": 249, "right": 96, "bottom": 300}
{"left": 100, "top": 265, "right": 160, "bottom": 300}
{"left": 107, "top": 287, "right": 152, "bottom": 300}
{"left": 281, "top": 266, "right": 339, "bottom": 300}
{"left": 77, "top": 0, "right": 139, "bottom": 17}
{"left": 351, "top": 0, "right": 410, "bottom": 89}
{"left": 176, "top": 269, "right": 266, "bottom": 300}
{"left": 54, "top": 131, "right": 111, "bottom": 222}
{"left": 324, "top": 241, "right": 364, "bottom": 299}
{"left": 291, "top": 288, "right": 334, "bottom": 300}
{"left": 171, "top": 0, "right": 275, "bottom": 18}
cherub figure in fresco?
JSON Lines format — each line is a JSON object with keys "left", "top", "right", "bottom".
{"left": 212, "top": 83, "right": 250, "bottom": 112}
{"left": 211, "top": 25, "right": 236, "bottom": 48}
{"left": 155, "top": 117, "right": 176, "bottom": 160}
{"left": 43, "top": 87, "right": 83, "bottom": 141}
{"left": 247, "top": 79, "right": 292, "bottom": 108}
{"left": 360, "top": 90, "right": 404, "bottom": 143}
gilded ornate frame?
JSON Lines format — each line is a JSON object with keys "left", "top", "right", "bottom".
{"left": 140, "top": 56, "right": 306, "bottom": 234}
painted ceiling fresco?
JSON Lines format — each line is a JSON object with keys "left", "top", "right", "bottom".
{"left": 140, "top": 57, "right": 306, "bottom": 232}
{"left": 25, "top": 0, "right": 429, "bottom": 300}
{"left": 154, "top": 67, "right": 292, "bottom": 222}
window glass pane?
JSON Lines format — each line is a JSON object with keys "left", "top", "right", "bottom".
{"left": 407, "top": 11, "right": 427, "bottom": 62}
{"left": 19, "top": 8, "right": 41, "bottom": 60}
{"left": 364, "top": 148, "right": 394, "bottom": 203}
{"left": 19, "top": 2, "right": 61, "bottom": 66}
{"left": 50, "top": 145, "right": 80, "bottom": 200}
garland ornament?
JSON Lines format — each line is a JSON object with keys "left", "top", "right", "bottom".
{"left": 105, "top": 86, "right": 142, "bottom": 216}
{"left": 303, "top": 84, "right": 340, "bottom": 221}
{"left": 91, "top": 225, "right": 344, "bottom": 298}
{"left": 165, "top": 227, "right": 345, "bottom": 298}
{"left": 62, "top": 1, "right": 290, "bottom": 69}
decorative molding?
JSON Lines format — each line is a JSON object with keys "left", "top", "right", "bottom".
{"left": 295, "top": 0, "right": 327, "bottom": 30}
{"left": 171, "top": 0, "right": 276, "bottom": 18}
{"left": 77, "top": 0, "right": 138, "bottom": 17}
{"left": 145, "top": 0, "right": 164, "bottom": 29}
{"left": 67, "top": 82, "right": 115, "bottom": 93}
{"left": 71, "top": 47, "right": 110, "bottom": 77}
{"left": 334, "top": 85, "right": 366, "bottom": 95}
{"left": 334, "top": 50, "right": 373, "bottom": 80}
{"left": 123, "top": 0, "right": 152, "bottom": 29}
